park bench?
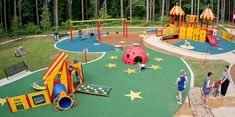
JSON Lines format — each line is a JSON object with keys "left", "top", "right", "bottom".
{"left": 4, "top": 61, "right": 28, "bottom": 79}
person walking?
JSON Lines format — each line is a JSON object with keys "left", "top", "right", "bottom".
{"left": 175, "top": 70, "right": 188, "bottom": 104}
{"left": 202, "top": 72, "right": 214, "bottom": 107}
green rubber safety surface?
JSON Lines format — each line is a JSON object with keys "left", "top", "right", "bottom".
{"left": 0, "top": 48, "right": 191, "bottom": 117}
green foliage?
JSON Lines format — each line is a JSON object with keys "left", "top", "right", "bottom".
{"left": 99, "top": 2, "right": 110, "bottom": 19}
{"left": 132, "top": 0, "right": 145, "bottom": 18}
{"left": 40, "top": 5, "right": 51, "bottom": 31}
{"left": 60, "top": 20, "right": 70, "bottom": 30}
{"left": 0, "top": 23, "right": 3, "bottom": 33}
{"left": 21, "top": 22, "right": 41, "bottom": 35}
{"left": 10, "top": 17, "right": 20, "bottom": 36}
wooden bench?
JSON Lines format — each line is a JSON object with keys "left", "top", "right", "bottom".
{"left": 4, "top": 61, "right": 28, "bottom": 79}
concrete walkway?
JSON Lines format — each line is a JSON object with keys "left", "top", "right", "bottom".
{"left": 143, "top": 35, "right": 235, "bottom": 64}
{"left": 0, "top": 35, "right": 51, "bottom": 45}
{"left": 188, "top": 87, "right": 214, "bottom": 117}
{"left": 0, "top": 70, "right": 32, "bottom": 87}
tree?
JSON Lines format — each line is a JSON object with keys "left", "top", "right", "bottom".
{"left": 152, "top": 0, "right": 155, "bottom": 21}
{"left": 146, "top": 0, "right": 149, "bottom": 21}
{"left": 179, "top": 0, "right": 181, "bottom": 7}
{"left": 14, "top": 0, "right": 17, "bottom": 19}
{"left": 54, "top": 0, "right": 58, "bottom": 31}
{"left": 121, "top": 0, "right": 123, "bottom": 18}
{"left": 150, "top": 0, "right": 152, "bottom": 21}
{"left": 81, "top": 0, "right": 84, "bottom": 20}
{"left": 228, "top": 0, "right": 230, "bottom": 22}
{"left": 197, "top": 0, "right": 199, "bottom": 25}
{"left": 130, "top": 0, "right": 132, "bottom": 20}
{"left": 68, "top": 0, "right": 72, "bottom": 19}
{"left": 104, "top": 0, "right": 107, "bottom": 16}
{"left": 223, "top": 0, "right": 225, "bottom": 23}
{"left": 191, "top": 0, "right": 193, "bottom": 15}
{"left": 0, "top": 0, "right": 3, "bottom": 24}
{"left": 18, "top": 0, "right": 22, "bottom": 27}
{"left": 40, "top": 5, "right": 51, "bottom": 31}
{"left": 95, "top": 0, "right": 98, "bottom": 18}
{"left": 85, "top": 0, "right": 88, "bottom": 19}
{"left": 36, "top": 0, "right": 39, "bottom": 25}
{"left": 99, "top": 2, "right": 109, "bottom": 18}
{"left": 161, "top": 0, "right": 165, "bottom": 25}
{"left": 217, "top": 0, "right": 220, "bottom": 24}
{"left": 3, "top": 0, "right": 7, "bottom": 31}
{"left": 131, "top": 0, "right": 145, "bottom": 18}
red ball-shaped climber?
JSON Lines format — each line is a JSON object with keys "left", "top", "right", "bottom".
{"left": 122, "top": 46, "right": 148, "bottom": 65}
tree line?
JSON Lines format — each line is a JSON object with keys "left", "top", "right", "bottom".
{"left": 0, "top": 0, "right": 234, "bottom": 34}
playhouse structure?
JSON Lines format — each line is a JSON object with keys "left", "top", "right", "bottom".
{"left": 122, "top": 46, "right": 148, "bottom": 65}
{"left": 42, "top": 52, "right": 84, "bottom": 110}
{"left": 6, "top": 52, "right": 85, "bottom": 112}
{"left": 157, "top": 3, "right": 223, "bottom": 47}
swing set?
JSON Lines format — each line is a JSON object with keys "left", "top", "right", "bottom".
{"left": 69, "top": 18, "right": 128, "bottom": 42}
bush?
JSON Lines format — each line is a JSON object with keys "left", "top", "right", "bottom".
{"left": 60, "top": 20, "right": 70, "bottom": 30}
{"left": 18, "top": 22, "right": 41, "bottom": 35}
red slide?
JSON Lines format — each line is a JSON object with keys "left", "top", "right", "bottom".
{"left": 206, "top": 35, "right": 218, "bottom": 46}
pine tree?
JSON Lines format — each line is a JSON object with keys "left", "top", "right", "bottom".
{"left": 40, "top": 5, "right": 51, "bottom": 31}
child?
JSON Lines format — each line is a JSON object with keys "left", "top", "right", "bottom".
{"left": 175, "top": 70, "right": 188, "bottom": 104}
{"left": 137, "top": 63, "right": 146, "bottom": 72}
{"left": 78, "top": 29, "right": 83, "bottom": 38}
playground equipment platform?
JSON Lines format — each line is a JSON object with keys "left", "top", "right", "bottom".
{"left": 75, "top": 84, "right": 112, "bottom": 96}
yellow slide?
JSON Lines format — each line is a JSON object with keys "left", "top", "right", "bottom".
{"left": 31, "top": 82, "right": 46, "bottom": 90}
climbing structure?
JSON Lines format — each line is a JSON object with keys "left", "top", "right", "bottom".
{"left": 122, "top": 46, "right": 148, "bottom": 65}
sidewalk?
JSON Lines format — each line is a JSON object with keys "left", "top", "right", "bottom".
{"left": 0, "top": 70, "right": 31, "bottom": 87}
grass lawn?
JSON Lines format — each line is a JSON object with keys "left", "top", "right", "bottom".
{"left": 0, "top": 37, "right": 102, "bottom": 79}
{"left": 185, "top": 59, "right": 229, "bottom": 87}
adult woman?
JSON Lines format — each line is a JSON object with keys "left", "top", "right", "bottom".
{"left": 220, "top": 65, "right": 230, "bottom": 96}
{"left": 202, "top": 72, "right": 214, "bottom": 106}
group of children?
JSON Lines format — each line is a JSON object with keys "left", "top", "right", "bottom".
{"left": 175, "top": 65, "right": 231, "bottom": 106}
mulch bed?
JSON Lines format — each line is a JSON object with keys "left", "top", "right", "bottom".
{"left": 100, "top": 32, "right": 145, "bottom": 47}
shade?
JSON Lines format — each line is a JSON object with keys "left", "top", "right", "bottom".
{"left": 200, "top": 7, "right": 215, "bottom": 20}
{"left": 169, "top": 2, "right": 185, "bottom": 16}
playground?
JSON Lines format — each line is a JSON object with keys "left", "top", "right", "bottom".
{"left": 0, "top": 49, "right": 191, "bottom": 117}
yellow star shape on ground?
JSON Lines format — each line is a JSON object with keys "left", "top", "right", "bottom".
{"left": 154, "top": 57, "right": 164, "bottom": 62}
{"left": 0, "top": 98, "right": 7, "bottom": 106}
{"left": 150, "top": 65, "right": 161, "bottom": 70}
{"left": 108, "top": 56, "right": 118, "bottom": 60}
{"left": 105, "top": 63, "right": 117, "bottom": 68}
{"left": 124, "top": 68, "right": 137, "bottom": 74}
{"left": 125, "top": 90, "right": 143, "bottom": 101}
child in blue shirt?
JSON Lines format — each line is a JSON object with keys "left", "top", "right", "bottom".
{"left": 175, "top": 70, "right": 188, "bottom": 104}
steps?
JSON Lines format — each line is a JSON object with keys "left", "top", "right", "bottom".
{"left": 188, "top": 87, "right": 214, "bottom": 117}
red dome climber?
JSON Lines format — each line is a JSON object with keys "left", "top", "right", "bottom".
{"left": 122, "top": 46, "right": 148, "bottom": 65}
